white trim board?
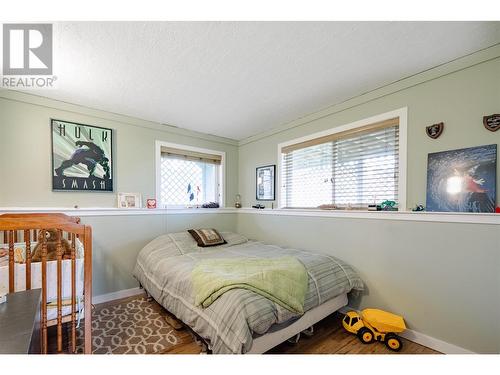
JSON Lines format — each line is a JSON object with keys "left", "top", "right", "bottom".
{"left": 338, "top": 306, "right": 474, "bottom": 354}
{"left": 399, "top": 328, "right": 474, "bottom": 355}
{"left": 92, "top": 287, "right": 144, "bottom": 305}
{"left": 237, "top": 208, "right": 500, "bottom": 225}
{"left": 0, "top": 207, "right": 238, "bottom": 217}
{"left": 0, "top": 207, "right": 499, "bottom": 224}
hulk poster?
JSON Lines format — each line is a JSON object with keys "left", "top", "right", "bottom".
{"left": 51, "top": 119, "right": 113, "bottom": 191}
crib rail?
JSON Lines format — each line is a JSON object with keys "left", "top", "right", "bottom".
{"left": 0, "top": 213, "right": 92, "bottom": 354}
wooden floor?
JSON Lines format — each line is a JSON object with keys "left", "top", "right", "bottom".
{"left": 49, "top": 295, "right": 439, "bottom": 354}
{"left": 163, "top": 311, "right": 439, "bottom": 354}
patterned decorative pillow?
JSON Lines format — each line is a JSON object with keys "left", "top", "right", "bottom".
{"left": 188, "top": 229, "right": 227, "bottom": 247}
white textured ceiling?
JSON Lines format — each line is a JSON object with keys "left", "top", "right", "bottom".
{"left": 23, "top": 22, "right": 500, "bottom": 140}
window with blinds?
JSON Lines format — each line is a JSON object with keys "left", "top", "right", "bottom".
{"left": 281, "top": 118, "right": 399, "bottom": 209}
{"left": 159, "top": 146, "right": 222, "bottom": 208}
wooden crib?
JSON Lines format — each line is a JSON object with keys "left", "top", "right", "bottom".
{"left": 0, "top": 213, "right": 92, "bottom": 354}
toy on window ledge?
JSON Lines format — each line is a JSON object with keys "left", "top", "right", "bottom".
{"left": 342, "top": 308, "right": 406, "bottom": 352}
{"left": 318, "top": 204, "right": 338, "bottom": 210}
{"left": 201, "top": 202, "right": 220, "bottom": 208}
{"left": 252, "top": 204, "right": 265, "bottom": 209}
{"left": 380, "top": 200, "right": 397, "bottom": 211}
{"left": 412, "top": 204, "right": 425, "bottom": 212}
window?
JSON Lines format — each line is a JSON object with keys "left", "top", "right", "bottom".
{"left": 156, "top": 142, "right": 224, "bottom": 208}
{"left": 280, "top": 113, "right": 405, "bottom": 209}
{"left": 351, "top": 317, "right": 359, "bottom": 325}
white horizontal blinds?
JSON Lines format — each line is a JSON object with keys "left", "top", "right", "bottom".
{"left": 333, "top": 125, "right": 399, "bottom": 206}
{"left": 282, "top": 142, "right": 334, "bottom": 208}
{"left": 281, "top": 118, "right": 399, "bottom": 208}
{"left": 160, "top": 146, "right": 222, "bottom": 165}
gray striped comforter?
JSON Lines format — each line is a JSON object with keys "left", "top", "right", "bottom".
{"left": 133, "top": 232, "right": 363, "bottom": 354}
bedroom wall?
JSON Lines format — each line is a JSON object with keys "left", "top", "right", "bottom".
{"left": 1, "top": 47, "right": 499, "bottom": 354}
{"left": 0, "top": 91, "right": 240, "bottom": 298}
{"left": 236, "top": 213, "right": 500, "bottom": 354}
{"left": 238, "top": 55, "right": 500, "bottom": 209}
{"left": 83, "top": 212, "right": 237, "bottom": 297}
{"left": 0, "top": 91, "right": 239, "bottom": 208}
{"left": 236, "top": 53, "right": 500, "bottom": 353}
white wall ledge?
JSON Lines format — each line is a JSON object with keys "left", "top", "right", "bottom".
{"left": 0, "top": 207, "right": 499, "bottom": 224}
{"left": 237, "top": 208, "right": 500, "bottom": 225}
{"left": 0, "top": 207, "right": 238, "bottom": 217}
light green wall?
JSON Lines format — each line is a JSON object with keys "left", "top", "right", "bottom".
{"left": 235, "top": 57, "right": 500, "bottom": 353}
{"left": 82, "top": 213, "right": 237, "bottom": 296}
{"left": 238, "top": 57, "right": 500, "bottom": 208}
{"left": 0, "top": 94, "right": 239, "bottom": 208}
{"left": 0, "top": 93, "right": 239, "bottom": 300}
{"left": 1, "top": 52, "right": 499, "bottom": 353}
{"left": 236, "top": 213, "right": 500, "bottom": 353}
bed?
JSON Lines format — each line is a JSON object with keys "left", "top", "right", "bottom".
{"left": 133, "top": 231, "right": 363, "bottom": 354}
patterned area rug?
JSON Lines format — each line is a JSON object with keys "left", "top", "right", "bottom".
{"left": 76, "top": 296, "right": 190, "bottom": 354}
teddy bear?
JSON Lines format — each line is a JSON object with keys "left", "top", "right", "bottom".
{"left": 0, "top": 248, "right": 7, "bottom": 267}
{"left": 0, "top": 247, "right": 24, "bottom": 264}
{"left": 32, "top": 229, "right": 73, "bottom": 262}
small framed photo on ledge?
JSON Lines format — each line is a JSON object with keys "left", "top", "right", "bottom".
{"left": 256, "top": 165, "right": 276, "bottom": 201}
{"left": 117, "top": 193, "right": 142, "bottom": 208}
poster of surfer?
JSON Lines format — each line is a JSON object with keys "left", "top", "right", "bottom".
{"left": 426, "top": 144, "right": 496, "bottom": 212}
{"left": 51, "top": 119, "right": 113, "bottom": 191}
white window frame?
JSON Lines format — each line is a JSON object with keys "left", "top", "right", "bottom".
{"left": 277, "top": 107, "right": 408, "bottom": 211}
{"left": 155, "top": 140, "right": 226, "bottom": 208}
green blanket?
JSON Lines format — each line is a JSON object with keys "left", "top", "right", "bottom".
{"left": 192, "top": 257, "right": 308, "bottom": 314}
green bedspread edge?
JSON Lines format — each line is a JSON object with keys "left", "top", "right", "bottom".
{"left": 191, "top": 256, "right": 308, "bottom": 314}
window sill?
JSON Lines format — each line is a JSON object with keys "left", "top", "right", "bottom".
{"left": 0, "top": 207, "right": 237, "bottom": 217}
{"left": 237, "top": 207, "right": 500, "bottom": 225}
{"left": 0, "top": 207, "right": 498, "bottom": 224}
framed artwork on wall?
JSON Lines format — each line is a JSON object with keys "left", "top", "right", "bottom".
{"left": 51, "top": 119, "right": 113, "bottom": 191}
{"left": 256, "top": 165, "right": 276, "bottom": 201}
{"left": 426, "top": 144, "right": 497, "bottom": 212}
{"left": 117, "top": 193, "right": 142, "bottom": 208}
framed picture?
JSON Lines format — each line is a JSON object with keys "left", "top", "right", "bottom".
{"left": 256, "top": 165, "right": 276, "bottom": 201}
{"left": 426, "top": 144, "right": 497, "bottom": 212}
{"left": 51, "top": 119, "right": 113, "bottom": 191}
{"left": 117, "top": 193, "right": 142, "bottom": 208}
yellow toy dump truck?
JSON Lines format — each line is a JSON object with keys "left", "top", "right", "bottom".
{"left": 342, "top": 309, "right": 406, "bottom": 351}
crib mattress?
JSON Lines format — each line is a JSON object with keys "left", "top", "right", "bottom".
{"left": 0, "top": 241, "right": 85, "bottom": 322}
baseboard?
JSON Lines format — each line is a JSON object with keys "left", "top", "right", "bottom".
{"left": 338, "top": 306, "right": 474, "bottom": 354}
{"left": 399, "top": 328, "right": 474, "bottom": 354}
{"left": 92, "top": 287, "right": 144, "bottom": 305}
